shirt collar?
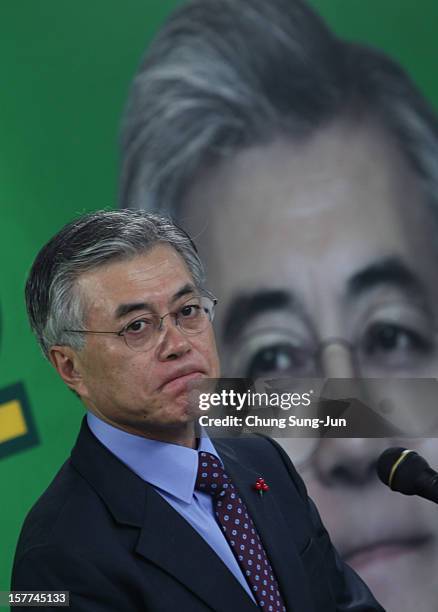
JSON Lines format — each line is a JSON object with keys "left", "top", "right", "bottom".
{"left": 86, "top": 412, "right": 221, "bottom": 504}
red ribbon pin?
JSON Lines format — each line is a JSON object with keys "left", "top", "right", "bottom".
{"left": 254, "top": 477, "right": 269, "bottom": 496}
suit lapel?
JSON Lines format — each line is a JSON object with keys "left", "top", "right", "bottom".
{"left": 216, "top": 441, "right": 315, "bottom": 612}
{"left": 137, "top": 486, "right": 258, "bottom": 612}
{"left": 71, "top": 418, "right": 257, "bottom": 612}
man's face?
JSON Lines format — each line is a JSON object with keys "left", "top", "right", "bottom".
{"left": 61, "top": 244, "right": 220, "bottom": 445}
{"left": 183, "top": 118, "right": 438, "bottom": 610}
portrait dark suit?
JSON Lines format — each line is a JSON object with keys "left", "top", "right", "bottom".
{"left": 12, "top": 417, "right": 382, "bottom": 611}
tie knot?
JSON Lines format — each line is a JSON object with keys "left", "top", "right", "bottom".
{"left": 195, "top": 452, "right": 231, "bottom": 497}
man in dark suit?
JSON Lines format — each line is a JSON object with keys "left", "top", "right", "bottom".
{"left": 12, "top": 210, "right": 384, "bottom": 611}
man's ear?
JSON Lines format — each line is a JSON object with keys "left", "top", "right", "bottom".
{"left": 49, "top": 345, "right": 88, "bottom": 397}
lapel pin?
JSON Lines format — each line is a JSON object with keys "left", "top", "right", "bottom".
{"left": 254, "top": 477, "right": 269, "bottom": 497}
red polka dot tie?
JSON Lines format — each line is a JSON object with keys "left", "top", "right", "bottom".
{"left": 196, "top": 451, "right": 286, "bottom": 611}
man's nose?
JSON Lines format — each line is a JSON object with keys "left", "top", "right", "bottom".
{"left": 319, "top": 339, "right": 358, "bottom": 378}
{"left": 156, "top": 317, "right": 191, "bottom": 361}
{"left": 311, "top": 437, "right": 388, "bottom": 487}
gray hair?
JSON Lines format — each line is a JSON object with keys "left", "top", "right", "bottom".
{"left": 119, "top": 0, "right": 438, "bottom": 217}
{"left": 25, "top": 210, "right": 204, "bottom": 358}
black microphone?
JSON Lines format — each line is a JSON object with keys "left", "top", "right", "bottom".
{"left": 376, "top": 447, "right": 438, "bottom": 504}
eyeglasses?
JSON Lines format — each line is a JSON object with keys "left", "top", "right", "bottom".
{"left": 232, "top": 321, "right": 438, "bottom": 467}
{"left": 234, "top": 325, "right": 438, "bottom": 380}
{"left": 64, "top": 293, "right": 217, "bottom": 352}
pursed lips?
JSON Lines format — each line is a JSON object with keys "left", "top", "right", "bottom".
{"left": 158, "top": 367, "right": 206, "bottom": 393}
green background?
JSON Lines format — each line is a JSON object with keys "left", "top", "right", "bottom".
{"left": 1, "top": 0, "right": 437, "bottom": 589}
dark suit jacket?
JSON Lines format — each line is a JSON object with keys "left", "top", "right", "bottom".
{"left": 12, "top": 418, "right": 384, "bottom": 611}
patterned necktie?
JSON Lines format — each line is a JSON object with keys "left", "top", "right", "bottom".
{"left": 195, "top": 451, "right": 286, "bottom": 611}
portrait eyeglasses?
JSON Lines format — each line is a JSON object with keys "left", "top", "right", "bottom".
{"left": 64, "top": 294, "right": 217, "bottom": 352}
{"left": 235, "top": 324, "right": 438, "bottom": 380}
{"left": 232, "top": 316, "right": 438, "bottom": 467}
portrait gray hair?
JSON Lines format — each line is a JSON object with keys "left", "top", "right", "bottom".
{"left": 25, "top": 210, "right": 204, "bottom": 358}
{"left": 119, "top": 0, "right": 438, "bottom": 218}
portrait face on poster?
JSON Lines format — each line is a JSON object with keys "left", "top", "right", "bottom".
{"left": 119, "top": 1, "right": 438, "bottom": 610}
{"left": 181, "top": 117, "right": 438, "bottom": 611}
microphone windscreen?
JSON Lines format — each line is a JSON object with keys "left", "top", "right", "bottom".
{"left": 376, "top": 447, "right": 407, "bottom": 486}
{"left": 377, "top": 447, "right": 431, "bottom": 495}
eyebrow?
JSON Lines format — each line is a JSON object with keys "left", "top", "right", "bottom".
{"left": 221, "top": 257, "right": 423, "bottom": 344}
{"left": 114, "top": 283, "right": 197, "bottom": 320}
{"left": 222, "top": 289, "right": 294, "bottom": 343}
{"left": 346, "top": 256, "right": 422, "bottom": 299}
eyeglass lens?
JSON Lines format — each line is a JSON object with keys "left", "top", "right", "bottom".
{"left": 123, "top": 295, "right": 215, "bottom": 351}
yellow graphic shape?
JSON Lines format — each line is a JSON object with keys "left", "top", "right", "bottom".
{"left": 0, "top": 400, "right": 27, "bottom": 443}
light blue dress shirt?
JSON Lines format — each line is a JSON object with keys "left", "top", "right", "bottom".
{"left": 87, "top": 412, "right": 256, "bottom": 603}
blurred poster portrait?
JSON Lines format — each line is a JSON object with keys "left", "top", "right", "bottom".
{"left": 118, "top": 1, "right": 438, "bottom": 610}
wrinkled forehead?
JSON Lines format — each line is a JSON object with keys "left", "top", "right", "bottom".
{"left": 73, "top": 245, "right": 196, "bottom": 323}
